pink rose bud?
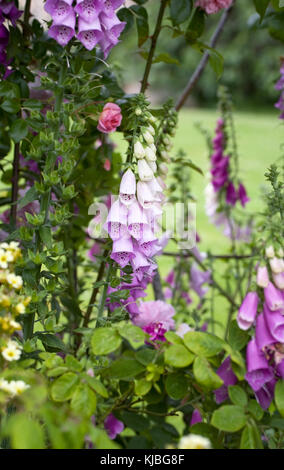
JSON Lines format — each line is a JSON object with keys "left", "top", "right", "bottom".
{"left": 97, "top": 102, "right": 122, "bottom": 133}
{"left": 256, "top": 265, "right": 269, "bottom": 288}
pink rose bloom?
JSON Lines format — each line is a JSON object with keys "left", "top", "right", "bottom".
{"left": 133, "top": 300, "right": 175, "bottom": 341}
{"left": 97, "top": 102, "right": 122, "bottom": 133}
{"left": 195, "top": 0, "right": 233, "bottom": 14}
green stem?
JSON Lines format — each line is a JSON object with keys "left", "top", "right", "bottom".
{"left": 96, "top": 261, "right": 112, "bottom": 324}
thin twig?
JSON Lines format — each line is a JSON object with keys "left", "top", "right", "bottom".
{"left": 10, "top": 143, "right": 20, "bottom": 229}
{"left": 140, "top": 0, "right": 169, "bottom": 94}
{"left": 83, "top": 249, "right": 108, "bottom": 328}
{"left": 163, "top": 251, "right": 256, "bottom": 260}
{"left": 175, "top": 4, "right": 234, "bottom": 111}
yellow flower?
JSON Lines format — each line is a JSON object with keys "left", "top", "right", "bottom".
{"left": 9, "top": 319, "right": 21, "bottom": 331}
{"left": 0, "top": 294, "right": 11, "bottom": 307}
{"left": 1, "top": 340, "right": 22, "bottom": 362}
{"left": 0, "top": 249, "right": 14, "bottom": 269}
{"left": 178, "top": 434, "right": 212, "bottom": 450}
{"left": 15, "top": 303, "right": 25, "bottom": 314}
{"left": 23, "top": 296, "right": 31, "bottom": 307}
{"left": 6, "top": 273, "right": 23, "bottom": 290}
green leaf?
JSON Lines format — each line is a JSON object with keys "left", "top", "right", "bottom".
{"left": 165, "top": 344, "right": 194, "bottom": 368}
{"left": 82, "top": 374, "right": 109, "bottom": 398}
{"left": 6, "top": 414, "right": 45, "bottom": 449}
{"left": 117, "top": 8, "right": 134, "bottom": 35}
{"left": 211, "top": 405, "right": 247, "bottom": 432}
{"left": 153, "top": 53, "right": 180, "bottom": 65}
{"left": 47, "top": 367, "right": 69, "bottom": 377}
{"left": 119, "top": 324, "right": 146, "bottom": 350}
{"left": 51, "top": 372, "right": 79, "bottom": 402}
{"left": 228, "top": 385, "right": 248, "bottom": 407}
{"left": 247, "top": 400, "right": 264, "bottom": 421}
{"left": 65, "top": 355, "right": 83, "bottom": 372}
{"left": 193, "top": 356, "right": 223, "bottom": 390}
{"left": 164, "top": 331, "right": 184, "bottom": 345}
{"left": 104, "top": 357, "right": 145, "bottom": 380}
{"left": 71, "top": 383, "right": 96, "bottom": 417}
{"left": 183, "top": 331, "right": 225, "bottom": 357}
{"left": 170, "top": 0, "right": 192, "bottom": 26}
{"left": 186, "top": 8, "right": 205, "bottom": 42}
{"left": 209, "top": 48, "right": 224, "bottom": 78}
{"left": 121, "top": 411, "right": 148, "bottom": 432}
{"left": 253, "top": 0, "right": 270, "bottom": 20}
{"left": 0, "top": 81, "right": 20, "bottom": 99}
{"left": 10, "top": 119, "right": 29, "bottom": 143}
{"left": 131, "top": 5, "right": 149, "bottom": 47}
{"left": 165, "top": 373, "right": 188, "bottom": 400}
{"left": 275, "top": 380, "right": 284, "bottom": 417}
{"left": 18, "top": 186, "right": 38, "bottom": 210}
{"left": 91, "top": 327, "right": 122, "bottom": 355}
{"left": 228, "top": 320, "right": 249, "bottom": 351}
{"left": 37, "top": 333, "right": 67, "bottom": 353}
{"left": 240, "top": 422, "right": 263, "bottom": 449}
{"left": 1, "top": 98, "right": 21, "bottom": 114}
{"left": 39, "top": 226, "right": 52, "bottom": 249}
{"left": 134, "top": 378, "right": 152, "bottom": 396}
{"left": 135, "top": 348, "right": 156, "bottom": 365}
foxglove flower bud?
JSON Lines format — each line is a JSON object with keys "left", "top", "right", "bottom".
{"left": 265, "top": 245, "right": 275, "bottom": 259}
{"left": 237, "top": 292, "right": 259, "bottom": 330}
{"left": 272, "top": 272, "right": 284, "bottom": 290}
{"left": 138, "top": 159, "right": 154, "bottom": 182}
{"left": 145, "top": 146, "right": 157, "bottom": 162}
{"left": 269, "top": 257, "right": 284, "bottom": 274}
{"left": 143, "top": 130, "right": 154, "bottom": 145}
{"left": 119, "top": 169, "right": 136, "bottom": 206}
{"left": 256, "top": 265, "right": 269, "bottom": 288}
{"left": 134, "top": 141, "right": 145, "bottom": 159}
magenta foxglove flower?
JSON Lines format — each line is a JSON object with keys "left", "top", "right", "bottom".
{"left": 46, "top": 1, "right": 76, "bottom": 47}
{"left": 263, "top": 304, "right": 284, "bottom": 343}
{"left": 255, "top": 379, "right": 276, "bottom": 410}
{"left": 245, "top": 338, "right": 274, "bottom": 392}
{"left": 119, "top": 169, "right": 136, "bottom": 207}
{"left": 214, "top": 356, "right": 237, "bottom": 404}
{"left": 237, "top": 292, "right": 259, "bottom": 331}
{"left": 238, "top": 183, "right": 250, "bottom": 207}
{"left": 0, "top": 0, "right": 22, "bottom": 26}
{"left": 256, "top": 265, "right": 269, "bottom": 288}
{"left": 110, "top": 236, "right": 134, "bottom": 268}
{"left": 77, "top": 16, "right": 102, "bottom": 50}
{"left": 131, "top": 249, "right": 151, "bottom": 281}
{"left": 255, "top": 313, "right": 276, "bottom": 351}
{"left": 264, "top": 282, "right": 284, "bottom": 312}
{"left": 105, "top": 199, "right": 128, "bottom": 240}
{"left": 75, "top": 0, "right": 102, "bottom": 23}
{"left": 277, "top": 359, "right": 284, "bottom": 379}
{"left": 127, "top": 201, "right": 148, "bottom": 240}
{"left": 190, "top": 409, "right": 203, "bottom": 427}
{"left": 226, "top": 182, "right": 238, "bottom": 206}
{"left": 104, "top": 413, "right": 124, "bottom": 440}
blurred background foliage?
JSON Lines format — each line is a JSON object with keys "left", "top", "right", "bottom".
{"left": 111, "top": 1, "right": 283, "bottom": 109}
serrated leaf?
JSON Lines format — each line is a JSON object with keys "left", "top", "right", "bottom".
{"left": 18, "top": 186, "right": 38, "bottom": 210}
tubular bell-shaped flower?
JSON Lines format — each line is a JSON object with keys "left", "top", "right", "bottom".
{"left": 214, "top": 356, "right": 237, "bottom": 404}
{"left": 245, "top": 338, "right": 274, "bottom": 392}
{"left": 256, "top": 265, "right": 269, "bottom": 288}
{"left": 137, "top": 181, "right": 156, "bottom": 209}
{"left": 127, "top": 200, "right": 148, "bottom": 240}
{"left": 45, "top": 0, "right": 76, "bottom": 47}
{"left": 138, "top": 159, "right": 154, "bottom": 182}
{"left": 110, "top": 236, "right": 134, "bottom": 268}
{"left": 264, "top": 282, "right": 284, "bottom": 312}
{"left": 77, "top": 15, "right": 102, "bottom": 50}
{"left": 237, "top": 292, "right": 259, "bottom": 331}
{"left": 263, "top": 304, "right": 284, "bottom": 343}
{"left": 105, "top": 199, "right": 127, "bottom": 240}
{"left": 255, "top": 313, "right": 276, "bottom": 350}
{"left": 119, "top": 169, "right": 136, "bottom": 206}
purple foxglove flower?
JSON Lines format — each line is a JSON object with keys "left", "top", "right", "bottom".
{"left": 48, "top": 8, "right": 76, "bottom": 46}
{"left": 264, "top": 282, "right": 284, "bottom": 312}
{"left": 138, "top": 226, "right": 158, "bottom": 258}
{"left": 105, "top": 199, "right": 128, "bottom": 240}
{"left": 255, "top": 313, "right": 276, "bottom": 350}
{"left": 137, "top": 181, "right": 156, "bottom": 209}
{"left": 256, "top": 265, "right": 269, "bottom": 288}
{"left": 190, "top": 264, "right": 211, "bottom": 298}
{"left": 77, "top": 16, "right": 103, "bottom": 50}
{"left": 245, "top": 338, "right": 274, "bottom": 392}
{"left": 263, "top": 303, "right": 284, "bottom": 342}
{"left": 104, "top": 413, "right": 124, "bottom": 440}
{"left": 269, "top": 257, "right": 284, "bottom": 274}
{"left": 0, "top": 23, "right": 9, "bottom": 50}
{"left": 214, "top": 356, "right": 237, "bottom": 404}
{"left": 127, "top": 201, "right": 148, "bottom": 240}
{"left": 238, "top": 183, "right": 249, "bottom": 207}
{"left": 190, "top": 409, "right": 203, "bottom": 427}
{"left": 181, "top": 291, "right": 193, "bottom": 305}
{"left": 110, "top": 236, "right": 134, "bottom": 268}
{"left": 165, "top": 270, "right": 175, "bottom": 287}
{"left": 226, "top": 181, "right": 238, "bottom": 206}
{"left": 75, "top": 0, "right": 102, "bottom": 23}
{"left": 45, "top": 0, "right": 74, "bottom": 22}
{"left": 211, "top": 149, "right": 223, "bottom": 165}
{"left": 237, "top": 292, "right": 259, "bottom": 331}
{"left": 0, "top": 0, "right": 22, "bottom": 26}
{"left": 212, "top": 131, "right": 224, "bottom": 149}
{"left": 200, "top": 322, "right": 208, "bottom": 332}
{"left": 273, "top": 272, "right": 284, "bottom": 290}
{"left": 119, "top": 169, "right": 136, "bottom": 207}
{"left": 100, "top": 0, "right": 124, "bottom": 17}
{"left": 277, "top": 359, "right": 284, "bottom": 379}
{"left": 131, "top": 250, "right": 151, "bottom": 281}
{"left": 255, "top": 379, "right": 276, "bottom": 410}
{"left": 146, "top": 177, "right": 163, "bottom": 202}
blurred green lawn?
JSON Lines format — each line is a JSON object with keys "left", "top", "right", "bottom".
{"left": 150, "top": 108, "right": 283, "bottom": 335}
